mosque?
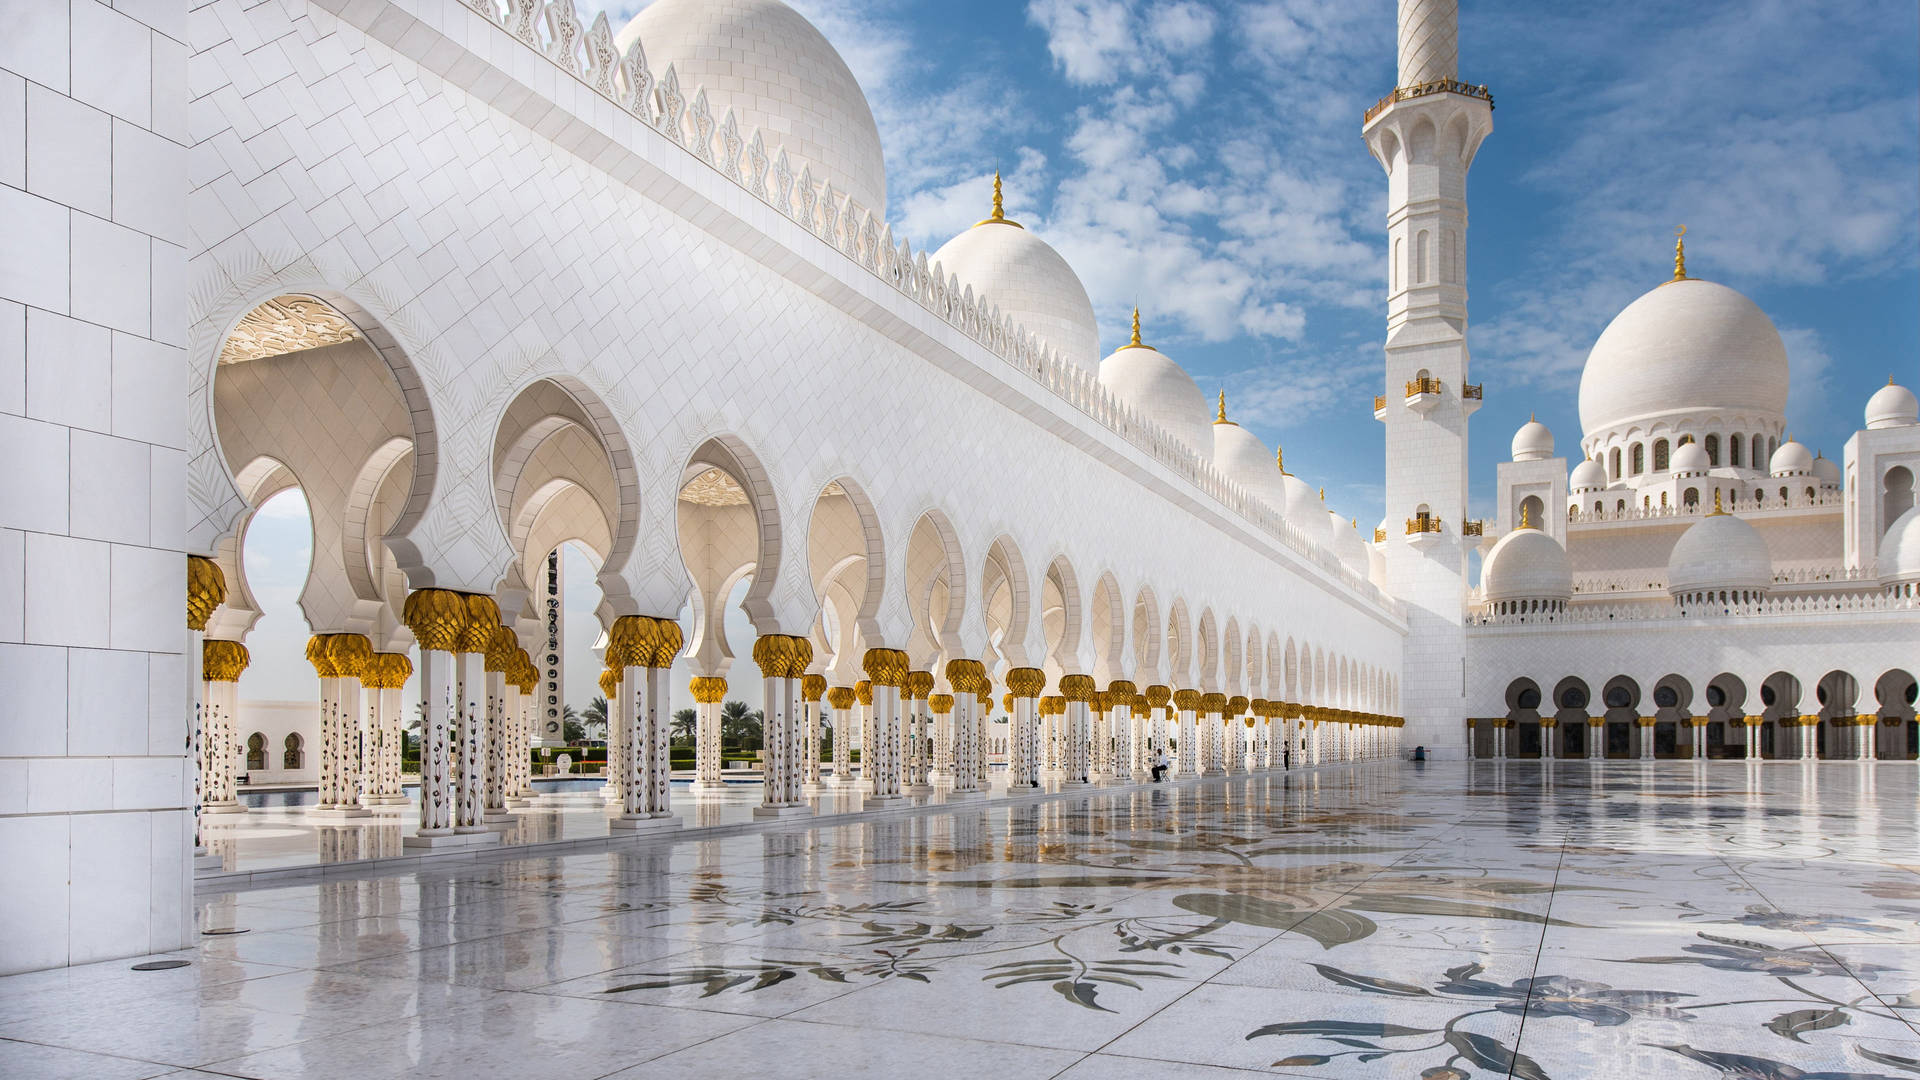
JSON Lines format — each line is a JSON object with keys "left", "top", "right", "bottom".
{"left": 1, "top": 0, "right": 1915, "bottom": 976}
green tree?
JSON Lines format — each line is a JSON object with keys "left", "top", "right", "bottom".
{"left": 671, "top": 708, "right": 696, "bottom": 746}
{"left": 719, "top": 699, "right": 762, "bottom": 750}
{"left": 579, "top": 698, "right": 606, "bottom": 741}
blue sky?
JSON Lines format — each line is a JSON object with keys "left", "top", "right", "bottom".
{"left": 236, "top": 0, "right": 1918, "bottom": 708}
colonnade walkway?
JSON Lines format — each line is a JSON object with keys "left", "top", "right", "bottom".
{"left": 6, "top": 760, "right": 1920, "bottom": 1079}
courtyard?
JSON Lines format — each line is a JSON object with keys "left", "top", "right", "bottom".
{"left": 4, "top": 761, "right": 1919, "bottom": 1079}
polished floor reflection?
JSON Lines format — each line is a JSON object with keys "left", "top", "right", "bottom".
{"left": 6, "top": 761, "right": 1920, "bottom": 1078}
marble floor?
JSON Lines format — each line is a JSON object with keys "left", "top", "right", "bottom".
{"left": 7, "top": 761, "right": 1920, "bottom": 1079}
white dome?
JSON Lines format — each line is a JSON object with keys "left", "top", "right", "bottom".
{"left": 1812, "top": 453, "right": 1841, "bottom": 486}
{"left": 1511, "top": 418, "right": 1553, "bottom": 461}
{"left": 1569, "top": 457, "right": 1608, "bottom": 492}
{"left": 1482, "top": 526, "right": 1572, "bottom": 603}
{"left": 932, "top": 195, "right": 1100, "bottom": 372}
{"left": 1211, "top": 414, "right": 1289, "bottom": 517}
{"left": 1279, "top": 466, "right": 1331, "bottom": 545}
{"left": 1670, "top": 440, "right": 1711, "bottom": 475}
{"left": 1578, "top": 279, "right": 1788, "bottom": 440}
{"left": 1098, "top": 317, "right": 1212, "bottom": 458}
{"left": 1882, "top": 505, "right": 1920, "bottom": 583}
{"left": 1668, "top": 508, "right": 1772, "bottom": 597}
{"left": 1866, "top": 380, "right": 1919, "bottom": 429}
{"left": 1769, "top": 439, "right": 1813, "bottom": 476}
{"left": 618, "top": 0, "right": 889, "bottom": 218}
{"left": 1330, "top": 512, "right": 1369, "bottom": 574}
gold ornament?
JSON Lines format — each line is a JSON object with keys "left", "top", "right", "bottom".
{"left": 1059, "top": 674, "right": 1095, "bottom": 702}
{"left": 1145, "top": 684, "right": 1172, "bottom": 709}
{"left": 906, "top": 670, "right": 934, "bottom": 699}
{"left": 690, "top": 676, "right": 728, "bottom": 704}
{"left": 325, "top": 633, "right": 373, "bottom": 680}
{"left": 826, "top": 686, "right": 856, "bottom": 710}
{"left": 855, "top": 680, "right": 873, "bottom": 706}
{"left": 929, "top": 694, "right": 954, "bottom": 715}
{"left": 598, "top": 667, "right": 618, "bottom": 698}
{"left": 1006, "top": 667, "right": 1046, "bottom": 698}
{"left": 456, "top": 595, "right": 500, "bottom": 654}
{"left": 802, "top": 673, "right": 827, "bottom": 702}
{"left": 1227, "top": 695, "right": 1249, "bottom": 716}
{"left": 483, "top": 625, "right": 517, "bottom": 673}
{"left": 185, "top": 555, "right": 227, "bottom": 631}
{"left": 1107, "top": 679, "right": 1137, "bottom": 700}
{"left": 202, "top": 639, "right": 250, "bottom": 682}
{"left": 403, "top": 589, "right": 468, "bottom": 652}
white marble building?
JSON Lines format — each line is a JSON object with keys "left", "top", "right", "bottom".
{"left": 0, "top": 0, "right": 1911, "bottom": 977}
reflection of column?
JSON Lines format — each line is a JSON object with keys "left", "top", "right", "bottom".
{"left": 1581, "top": 716, "right": 1600, "bottom": 761}
{"left": 1173, "top": 690, "right": 1199, "bottom": 775}
{"left": 1636, "top": 715, "right": 1656, "bottom": 761}
{"left": 1539, "top": 717, "right": 1557, "bottom": 761}
{"left": 802, "top": 675, "right": 826, "bottom": 788}
{"left": 827, "top": 686, "right": 855, "bottom": 783}
{"left": 1060, "top": 675, "right": 1094, "bottom": 786}
{"left": 187, "top": 557, "right": 227, "bottom": 855}
{"left": 201, "top": 640, "right": 250, "bottom": 814}
{"left": 689, "top": 676, "right": 726, "bottom": 792}
{"left": 453, "top": 597, "right": 496, "bottom": 832}
{"left": 753, "top": 633, "right": 812, "bottom": 818}
{"left": 905, "top": 670, "right": 933, "bottom": 791}
{"left": 863, "top": 649, "right": 909, "bottom": 806}
{"left": 483, "top": 625, "right": 516, "bottom": 823}
{"left": 402, "top": 590, "right": 481, "bottom": 847}
{"left": 611, "top": 615, "right": 684, "bottom": 830}
{"left": 1860, "top": 714, "right": 1880, "bottom": 761}
{"left": 1109, "top": 681, "right": 1136, "bottom": 781}
{"left": 600, "top": 667, "right": 622, "bottom": 801}
{"left": 1007, "top": 668, "right": 1044, "bottom": 791}
{"left": 1799, "top": 715, "right": 1819, "bottom": 762}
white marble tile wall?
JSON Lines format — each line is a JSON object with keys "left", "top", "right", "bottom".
{"left": 0, "top": 0, "right": 192, "bottom": 974}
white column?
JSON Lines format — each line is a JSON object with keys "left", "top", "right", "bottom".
{"left": 610, "top": 615, "right": 682, "bottom": 831}
{"left": 454, "top": 637, "right": 488, "bottom": 833}
{"left": 690, "top": 676, "right": 727, "bottom": 792}
{"left": 754, "top": 634, "right": 811, "bottom": 818}
{"left": 905, "top": 671, "right": 932, "bottom": 792}
{"left": 1110, "top": 682, "right": 1136, "bottom": 782}
{"left": 864, "top": 650, "right": 907, "bottom": 806}
{"left": 1174, "top": 692, "right": 1199, "bottom": 775}
{"left": 311, "top": 634, "right": 372, "bottom": 818}
{"left": 401, "top": 590, "right": 478, "bottom": 847}
{"left": 802, "top": 676, "right": 825, "bottom": 788}
{"left": 200, "top": 641, "right": 249, "bottom": 814}
{"left": 828, "top": 687, "right": 855, "bottom": 783}
{"left": 1008, "top": 669, "right": 1044, "bottom": 790}
{"left": 483, "top": 643, "right": 512, "bottom": 823}
{"left": 601, "top": 668, "right": 622, "bottom": 801}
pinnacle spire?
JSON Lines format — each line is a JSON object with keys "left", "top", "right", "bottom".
{"left": 1519, "top": 502, "right": 1532, "bottom": 529}
{"left": 1710, "top": 488, "right": 1726, "bottom": 516}
{"left": 1126, "top": 306, "right": 1144, "bottom": 348}
{"left": 974, "top": 170, "right": 1023, "bottom": 228}
{"left": 1214, "top": 390, "right": 1229, "bottom": 424}
{"left": 1275, "top": 446, "right": 1286, "bottom": 475}
{"left": 1670, "top": 224, "right": 1687, "bottom": 283}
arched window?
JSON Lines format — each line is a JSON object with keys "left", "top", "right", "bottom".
{"left": 1704, "top": 434, "right": 1720, "bottom": 467}
{"left": 1519, "top": 495, "right": 1544, "bottom": 527}
{"left": 1392, "top": 238, "right": 1402, "bottom": 292}
{"left": 1754, "top": 489, "right": 1765, "bottom": 506}
{"left": 1779, "top": 486, "right": 1788, "bottom": 503}
{"left": 1729, "top": 433, "right": 1743, "bottom": 468}
{"left": 1615, "top": 499, "right": 1626, "bottom": 513}
{"left": 1608, "top": 447, "right": 1622, "bottom": 480}
{"left": 1653, "top": 439, "right": 1670, "bottom": 471}
{"left": 246, "top": 733, "right": 266, "bottom": 771}
{"left": 1885, "top": 465, "right": 1915, "bottom": 527}
{"left": 1660, "top": 491, "right": 1669, "bottom": 508}
{"left": 283, "top": 732, "right": 304, "bottom": 770}
{"left": 1767, "top": 436, "right": 1777, "bottom": 461}
{"left": 1415, "top": 230, "right": 1429, "bottom": 284}
{"left": 1805, "top": 486, "right": 1815, "bottom": 501}
{"left": 1683, "top": 487, "right": 1698, "bottom": 507}
{"left": 1593, "top": 501, "right": 1602, "bottom": 514}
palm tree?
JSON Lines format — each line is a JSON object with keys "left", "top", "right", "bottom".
{"left": 671, "top": 708, "right": 696, "bottom": 745}
{"left": 578, "top": 698, "right": 606, "bottom": 741}
{"left": 719, "top": 699, "right": 761, "bottom": 750}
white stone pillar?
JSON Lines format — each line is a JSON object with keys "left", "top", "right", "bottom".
{"left": 828, "top": 686, "right": 855, "bottom": 783}
{"left": 452, "top": 600, "right": 494, "bottom": 833}
{"left": 1637, "top": 717, "right": 1656, "bottom": 761}
{"left": 863, "top": 650, "right": 908, "bottom": 806}
{"left": 401, "top": 590, "right": 481, "bottom": 847}
{"left": 948, "top": 660, "right": 985, "bottom": 797}
{"left": 482, "top": 628, "right": 513, "bottom": 823}
{"left": 801, "top": 675, "right": 826, "bottom": 788}
{"left": 753, "top": 634, "right": 811, "bottom": 818}
{"left": 1008, "top": 669, "right": 1044, "bottom": 790}
{"left": 689, "top": 676, "right": 727, "bottom": 792}
{"left": 608, "top": 616, "right": 682, "bottom": 830}
{"left": 1109, "top": 681, "right": 1137, "bottom": 782}
{"left": 600, "top": 667, "right": 622, "bottom": 801}
{"left": 905, "top": 670, "right": 933, "bottom": 792}
{"left": 856, "top": 680, "right": 875, "bottom": 790}
{"left": 311, "top": 634, "right": 372, "bottom": 818}
{"left": 1059, "top": 676, "right": 1096, "bottom": 786}
{"left": 1173, "top": 691, "right": 1199, "bottom": 775}
{"left": 200, "top": 640, "right": 249, "bottom": 814}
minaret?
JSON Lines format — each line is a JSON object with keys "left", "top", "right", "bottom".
{"left": 1363, "top": 0, "right": 1492, "bottom": 758}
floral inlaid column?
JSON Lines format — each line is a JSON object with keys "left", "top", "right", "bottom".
{"left": 1199, "top": 694, "right": 1226, "bottom": 775}
{"left": 855, "top": 680, "right": 874, "bottom": 789}
{"left": 1635, "top": 715, "right": 1656, "bottom": 761}
{"left": 975, "top": 676, "right": 994, "bottom": 789}
{"left": 1007, "top": 667, "right": 1044, "bottom": 791}
{"left": 452, "top": 596, "right": 498, "bottom": 833}
{"left": 186, "top": 557, "right": 227, "bottom": 854}
{"left": 827, "top": 686, "right": 855, "bottom": 783}
{"left": 753, "top": 633, "right": 813, "bottom": 818}
{"left": 862, "top": 648, "right": 910, "bottom": 806}
{"left": 610, "top": 615, "right": 684, "bottom": 830}
{"left": 200, "top": 639, "right": 249, "bottom": 814}
{"left": 928, "top": 693, "right": 955, "bottom": 789}
{"left": 905, "top": 670, "right": 934, "bottom": 792}
{"left": 1799, "top": 715, "right": 1820, "bottom": 762}
{"left": 310, "top": 633, "right": 372, "bottom": 817}
{"left": 401, "top": 589, "right": 469, "bottom": 845}
{"left": 1857, "top": 714, "right": 1878, "bottom": 761}
{"left": 1491, "top": 716, "right": 1507, "bottom": 760}
{"left": 1226, "top": 696, "right": 1248, "bottom": 772}
{"left": 509, "top": 651, "right": 538, "bottom": 805}
{"left": 1172, "top": 690, "right": 1199, "bottom": 775}
{"left": 1087, "top": 692, "right": 1111, "bottom": 780}
{"left": 1146, "top": 685, "right": 1171, "bottom": 766}
{"left": 600, "top": 667, "right": 622, "bottom": 802}
{"left": 1109, "top": 681, "right": 1136, "bottom": 782}
{"left": 1059, "top": 675, "right": 1094, "bottom": 786}
{"left": 364, "top": 652, "right": 412, "bottom": 804}
{"left": 482, "top": 625, "right": 517, "bottom": 823}
{"left": 948, "top": 659, "right": 985, "bottom": 797}
{"left": 689, "top": 675, "right": 727, "bottom": 793}
{"left": 802, "top": 674, "right": 826, "bottom": 789}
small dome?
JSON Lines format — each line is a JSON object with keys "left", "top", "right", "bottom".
{"left": 1330, "top": 511, "right": 1368, "bottom": 574}
{"left": 1882, "top": 505, "right": 1920, "bottom": 584}
{"left": 1570, "top": 457, "right": 1609, "bottom": 492}
{"left": 1579, "top": 278, "right": 1788, "bottom": 439}
{"left": 1483, "top": 525, "right": 1572, "bottom": 603}
{"left": 1098, "top": 312, "right": 1211, "bottom": 457}
{"left": 618, "top": 0, "right": 889, "bottom": 217}
{"left": 1211, "top": 404, "right": 1289, "bottom": 516}
{"left": 931, "top": 177, "right": 1100, "bottom": 372}
{"left": 1668, "top": 504, "right": 1772, "bottom": 597}
{"left": 1511, "top": 417, "right": 1554, "bottom": 461}
{"left": 1812, "top": 453, "right": 1841, "bottom": 486}
{"left": 1670, "top": 440, "right": 1711, "bottom": 475}
{"left": 1866, "top": 380, "right": 1919, "bottom": 429}
{"left": 1277, "top": 461, "right": 1331, "bottom": 545}
{"left": 1769, "top": 439, "right": 1813, "bottom": 476}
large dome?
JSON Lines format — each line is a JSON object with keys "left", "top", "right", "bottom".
{"left": 1668, "top": 504, "right": 1772, "bottom": 598}
{"left": 931, "top": 183, "right": 1100, "bottom": 371}
{"left": 1099, "top": 313, "right": 1212, "bottom": 457}
{"left": 1210, "top": 406, "right": 1289, "bottom": 517}
{"left": 1482, "top": 526, "right": 1572, "bottom": 604}
{"left": 618, "top": 0, "right": 889, "bottom": 218}
{"left": 1866, "top": 380, "right": 1919, "bottom": 429}
{"left": 1578, "top": 278, "right": 1788, "bottom": 441}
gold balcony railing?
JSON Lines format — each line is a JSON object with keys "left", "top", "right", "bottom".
{"left": 1462, "top": 383, "right": 1483, "bottom": 400}
{"left": 1372, "top": 394, "right": 1386, "bottom": 411}
{"left": 1406, "top": 377, "right": 1442, "bottom": 397}
{"left": 1372, "top": 527, "right": 1386, "bottom": 543}
{"left": 1406, "top": 513, "right": 1443, "bottom": 535}
{"left": 1364, "top": 79, "right": 1496, "bottom": 125}
{"left": 1462, "top": 520, "right": 1484, "bottom": 536}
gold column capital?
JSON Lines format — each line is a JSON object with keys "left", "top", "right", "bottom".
{"left": 403, "top": 589, "right": 469, "bottom": 652}
{"left": 1145, "top": 684, "right": 1172, "bottom": 708}
{"left": 802, "top": 673, "right": 826, "bottom": 702}
{"left": 1059, "top": 674, "right": 1095, "bottom": 703}
{"left": 1006, "top": 667, "right": 1046, "bottom": 698}
{"left": 185, "top": 555, "right": 226, "bottom": 631}
{"left": 929, "top": 693, "right": 954, "bottom": 715}
{"left": 201, "top": 639, "right": 250, "bottom": 682}
{"left": 456, "top": 595, "right": 500, "bottom": 654}
{"left": 690, "top": 675, "right": 727, "bottom": 704}
{"left": 826, "top": 685, "right": 856, "bottom": 710}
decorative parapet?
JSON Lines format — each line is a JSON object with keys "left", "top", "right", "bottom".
{"left": 450, "top": 0, "right": 1402, "bottom": 620}
{"left": 1364, "top": 79, "right": 1495, "bottom": 125}
{"left": 1568, "top": 489, "right": 1847, "bottom": 525}
{"left": 1468, "top": 589, "right": 1918, "bottom": 627}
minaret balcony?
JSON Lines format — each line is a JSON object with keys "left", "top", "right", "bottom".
{"left": 1373, "top": 394, "right": 1388, "bottom": 420}
{"left": 1462, "top": 520, "right": 1485, "bottom": 537}
{"left": 1364, "top": 80, "right": 1496, "bottom": 126}
{"left": 1405, "top": 514, "right": 1445, "bottom": 547}
{"left": 1405, "top": 377, "right": 1443, "bottom": 414}
{"left": 1461, "top": 382, "right": 1483, "bottom": 417}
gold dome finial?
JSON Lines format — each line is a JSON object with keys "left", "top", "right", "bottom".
{"left": 974, "top": 170, "right": 1023, "bottom": 229}
{"left": 1710, "top": 488, "right": 1727, "bottom": 516}
{"left": 1275, "top": 446, "right": 1288, "bottom": 475}
{"left": 1669, "top": 224, "right": 1687, "bottom": 283}
{"left": 1214, "top": 390, "right": 1231, "bottom": 424}
{"left": 1318, "top": 486, "right": 1325, "bottom": 501}
{"left": 1519, "top": 502, "right": 1533, "bottom": 529}
{"left": 1123, "top": 306, "right": 1145, "bottom": 349}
